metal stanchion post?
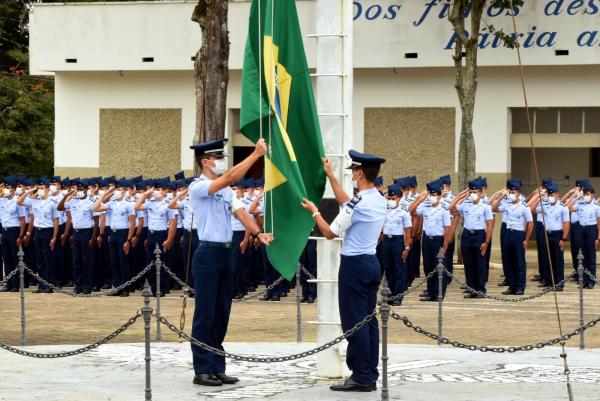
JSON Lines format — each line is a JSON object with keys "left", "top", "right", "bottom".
{"left": 437, "top": 254, "right": 444, "bottom": 347}
{"left": 18, "top": 246, "right": 26, "bottom": 346}
{"left": 577, "top": 249, "right": 585, "bottom": 350}
{"left": 379, "top": 283, "right": 391, "bottom": 401}
{"left": 153, "top": 244, "right": 162, "bottom": 342}
{"left": 141, "top": 280, "right": 153, "bottom": 401}
{"left": 296, "top": 263, "right": 302, "bottom": 343}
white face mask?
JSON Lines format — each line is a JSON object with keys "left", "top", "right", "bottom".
{"left": 134, "top": 193, "right": 141, "bottom": 201}
{"left": 2, "top": 188, "right": 11, "bottom": 197}
{"left": 15, "top": 187, "right": 23, "bottom": 196}
{"left": 113, "top": 190, "right": 122, "bottom": 198}
{"left": 253, "top": 189, "right": 261, "bottom": 197}
{"left": 352, "top": 180, "right": 358, "bottom": 189}
{"left": 49, "top": 185, "right": 58, "bottom": 195}
{"left": 388, "top": 199, "right": 398, "bottom": 209}
{"left": 583, "top": 195, "right": 592, "bottom": 203}
{"left": 60, "top": 189, "right": 68, "bottom": 196}
{"left": 507, "top": 193, "right": 517, "bottom": 202}
{"left": 429, "top": 195, "right": 438, "bottom": 204}
{"left": 152, "top": 190, "right": 161, "bottom": 199}
{"left": 548, "top": 196, "right": 557, "bottom": 204}
{"left": 76, "top": 190, "right": 85, "bottom": 199}
{"left": 166, "top": 193, "right": 174, "bottom": 200}
{"left": 86, "top": 189, "right": 92, "bottom": 197}
{"left": 469, "top": 192, "right": 479, "bottom": 202}
{"left": 98, "top": 190, "right": 106, "bottom": 197}
{"left": 211, "top": 158, "right": 227, "bottom": 176}
{"left": 38, "top": 189, "right": 46, "bottom": 198}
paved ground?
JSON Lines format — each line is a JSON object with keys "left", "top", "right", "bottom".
{"left": 1, "top": 342, "right": 599, "bottom": 401}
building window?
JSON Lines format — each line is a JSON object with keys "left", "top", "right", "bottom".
{"left": 591, "top": 148, "right": 600, "bottom": 177}
{"left": 511, "top": 107, "right": 600, "bottom": 134}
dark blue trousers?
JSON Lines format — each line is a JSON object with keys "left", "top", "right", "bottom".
{"left": 182, "top": 229, "right": 199, "bottom": 289}
{"left": 299, "top": 239, "right": 317, "bottom": 299}
{"left": 54, "top": 223, "right": 66, "bottom": 286}
{"left": 461, "top": 229, "right": 487, "bottom": 294}
{"left": 381, "top": 235, "right": 407, "bottom": 300}
{"left": 338, "top": 254, "right": 380, "bottom": 385}
{"left": 231, "top": 231, "right": 246, "bottom": 296}
{"left": 545, "top": 230, "right": 565, "bottom": 287}
{"left": 500, "top": 223, "right": 508, "bottom": 280}
{"left": 95, "top": 230, "right": 112, "bottom": 288}
{"left": 33, "top": 227, "right": 55, "bottom": 290}
{"left": 72, "top": 228, "right": 94, "bottom": 293}
{"left": 1, "top": 227, "right": 20, "bottom": 289}
{"left": 261, "top": 245, "right": 287, "bottom": 297}
{"left": 535, "top": 221, "right": 550, "bottom": 283}
{"left": 145, "top": 230, "right": 172, "bottom": 294}
{"left": 422, "top": 235, "right": 446, "bottom": 298}
{"left": 444, "top": 239, "right": 455, "bottom": 285}
{"left": 570, "top": 222, "right": 582, "bottom": 273}
{"left": 108, "top": 229, "right": 131, "bottom": 289}
{"left": 172, "top": 228, "right": 184, "bottom": 289}
{"left": 581, "top": 225, "right": 598, "bottom": 287}
{"left": 191, "top": 243, "right": 234, "bottom": 374}
{"left": 407, "top": 238, "right": 421, "bottom": 285}
{"left": 503, "top": 229, "right": 527, "bottom": 292}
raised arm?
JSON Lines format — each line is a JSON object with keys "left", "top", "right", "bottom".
{"left": 208, "top": 139, "right": 267, "bottom": 195}
{"left": 323, "top": 158, "right": 350, "bottom": 206}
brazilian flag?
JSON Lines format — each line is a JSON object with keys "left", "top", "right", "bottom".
{"left": 240, "top": 0, "right": 326, "bottom": 280}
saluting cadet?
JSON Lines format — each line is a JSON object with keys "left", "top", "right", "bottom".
{"left": 301, "top": 150, "right": 387, "bottom": 392}
{"left": 19, "top": 178, "right": 35, "bottom": 287}
{"left": 439, "top": 175, "right": 457, "bottom": 282}
{"left": 188, "top": 138, "right": 271, "bottom": 387}
{"left": 529, "top": 182, "right": 571, "bottom": 291}
{"left": 409, "top": 180, "right": 452, "bottom": 301}
{"left": 530, "top": 178, "right": 553, "bottom": 285}
{"left": 450, "top": 178, "right": 494, "bottom": 297}
{"left": 563, "top": 179, "right": 589, "bottom": 281}
{"left": 0, "top": 176, "right": 27, "bottom": 292}
{"left": 48, "top": 176, "right": 68, "bottom": 288}
{"left": 381, "top": 184, "right": 412, "bottom": 305}
{"left": 58, "top": 179, "right": 98, "bottom": 294}
{"left": 228, "top": 180, "right": 249, "bottom": 299}
{"left": 130, "top": 180, "right": 149, "bottom": 289}
{"left": 396, "top": 177, "right": 421, "bottom": 285}
{"left": 17, "top": 178, "right": 60, "bottom": 293}
{"left": 492, "top": 179, "right": 534, "bottom": 295}
{"left": 569, "top": 182, "right": 600, "bottom": 289}
{"left": 134, "top": 178, "right": 178, "bottom": 295}
{"left": 93, "top": 180, "right": 136, "bottom": 297}
{"left": 96, "top": 177, "right": 116, "bottom": 289}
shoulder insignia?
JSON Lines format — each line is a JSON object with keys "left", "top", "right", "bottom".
{"left": 347, "top": 195, "right": 362, "bottom": 210}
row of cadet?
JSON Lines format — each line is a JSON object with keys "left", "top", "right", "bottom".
{"left": 375, "top": 174, "right": 599, "bottom": 305}
{"left": 0, "top": 174, "right": 316, "bottom": 301}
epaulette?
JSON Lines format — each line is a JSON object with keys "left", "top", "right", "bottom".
{"left": 347, "top": 195, "right": 362, "bottom": 210}
{"left": 560, "top": 201, "right": 567, "bottom": 207}
{"left": 521, "top": 200, "right": 528, "bottom": 206}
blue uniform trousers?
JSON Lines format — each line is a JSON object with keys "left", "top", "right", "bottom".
{"left": 72, "top": 228, "right": 94, "bottom": 293}
{"left": 130, "top": 227, "right": 148, "bottom": 289}
{"left": 191, "top": 242, "right": 234, "bottom": 374}
{"left": 1, "top": 227, "right": 20, "bottom": 289}
{"left": 172, "top": 228, "right": 184, "bottom": 289}
{"left": 407, "top": 238, "right": 421, "bottom": 286}
{"left": 33, "top": 227, "right": 55, "bottom": 290}
{"left": 381, "top": 235, "right": 407, "bottom": 301}
{"left": 338, "top": 254, "right": 380, "bottom": 385}
{"left": 570, "top": 222, "right": 583, "bottom": 273}
{"left": 145, "top": 230, "right": 172, "bottom": 294}
{"left": 299, "top": 239, "right": 317, "bottom": 299}
{"left": 261, "top": 244, "right": 287, "bottom": 298}
{"left": 500, "top": 223, "right": 508, "bottom": 281}
{"left": 535, "top": 221, "right": 550, "bottom": 283}
{"left": 182, "top": 229, "right": 199, "bottom": 290}
{"left": 461, "top": 229, "right": 487, "bottom": 294}
{"left": 422, "top": 235, "right": 446, "bottom": 298}
{"left": 545, "top": 230, "right": 565, "bottom": 287}
{"left": 581, "top": 225, "right": 598, "bottom": 287}
{"left": 54, "top": 223, "right": 67, "bottom": 286}
{"left": 503, "top": 229, "right": 527, "bottom": 292}
{"left": 231, "top": 231, "right": 246, "bottom": 297}
{"left": 444, "top": 239, "right": 455, "bottom": 285}
{"left": 108, "top": 229, "right": 131, "bottom": 290}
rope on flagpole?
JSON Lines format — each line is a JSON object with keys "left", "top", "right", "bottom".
{"left": 268, "top": 0, "right": 276, "bottom": 235}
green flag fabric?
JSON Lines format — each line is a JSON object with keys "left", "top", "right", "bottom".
{"left": 240, "top": 0, "right": 326, "bottom": 280}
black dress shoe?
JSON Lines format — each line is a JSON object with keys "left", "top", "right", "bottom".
{"left": 306, "top": 297, "right": 315, "bottom": 304}
{"left": 585, "top": 283, "right": 595, "bottom": 289}
{"left": 213, "top": 372, "right": 239, "bottom": 384}
{"left": 300, "top": 297, "right": 308, "bottom": 303}
{"left": 32, "top": 289, "right": 43, "bottom": 294}
{"left": 498, "top": 280, "right": 508, "bottom": 287}
{"left": 419, "top": 296, "right": 435, "bottom": 302}
{"left": 538, "top": 282, "right": 550, "bottom": 288}
{"left": 418, "top": 291, "right": 428, "bottom": 297}
{"left": 259, "top": 295, "right": 271, "bottom": 301}
{"left": 472, "top": 293, "right": 486, "bottom": 299}
{"left": 193, "top": 374, "right": 222, "bottom": 386}
{"left": 41, "top": 289, "right": 53, "bottom": 294}
{"left": 554, "top": 286, "right": 564, "bottom": 292}
{"left": 101, "top": 284, "right": 111, "bottom": 289}
{"left": 9, "top": 288, "right": 19, "bottom": 292}
{"left": 501, "top": 289, "right": 515, "bottom": 295}
{"left": 531, "top": 275, "right": 541, "bottom": 282}
{"left": 0, "top": 286, "right": 10, "bottom": 292}
{"left": 270, "top": 296, "right": 281, "bottom": 301}
{"left": 330, "top": 378, "right": 374, "bottom": 392}
{"left": 513, "top": 290, "right": 524, "bottom": 295}
{"left": 119, "top": 291, "right": 129, "bottom": 297}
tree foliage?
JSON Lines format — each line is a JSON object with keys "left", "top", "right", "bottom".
{"left": 0, "top": 0, "right": 54, "bottom": 177}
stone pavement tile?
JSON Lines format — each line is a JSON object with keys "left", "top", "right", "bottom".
{"left": 1, "top": 343, "right": 600, "bottom": 401}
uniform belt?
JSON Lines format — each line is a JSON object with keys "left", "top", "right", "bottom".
{"left": 111, "top": 228, "right": 129, "bottom": 232}
{"left": 199, "top": 240, "right": 231, "bottom": 249}
{"left": 384, "top": 234, "right": 403, "bottom": 239}
{"left": 148, "top": 229, "right": 167, "bottom": 234}
{"left": 2, "top": 226, "right": 20, "bottom": 231}
{"left": 506, "top": 228, "right": 524, "bottom": 232}
{"left": 35, "top": 227, "right": 53, "bottom": 231}
{"left": 74, "top": 228, "right": 92, "bottom": 233}
{"left": 464, "top": 229, "right": 485, "bottom": 234}
{"left": 547, "top": 230, "right": 563, "bottom": 235}
{"left": 425, "top": 234, "right": 443, "bottom": 240}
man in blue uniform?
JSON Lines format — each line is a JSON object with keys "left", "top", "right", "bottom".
{"left": 188, "top": 138, "right": 272, "bottom": 387}
{"left": 563, "top": 179, "right": 590, "bottom": 281}
{"left": 569, "top": 182, "right": 600, "bottom": 289}
{"left": 492, "top": 179, "right": 534, "bottom": 295}
{"left": 301, "top": 150, "right": 387, "bottom": 392}
{"left": 0, "top": 176, "right": 27, "bottom": 292}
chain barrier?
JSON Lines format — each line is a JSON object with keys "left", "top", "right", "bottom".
{"left": 155, "top": 309, "right": 377, "bottom": 362}
{"left": 0, "top": 268, "right": 19, "bottom": 287}
{"left": 391, "top": 310, "right": 600, "bottom": 353}
{"left": 583, "top": 269, "right": 597, "bottom": 283}
{"left": 300, "top": 265, "right": 316, "bottom": 281}
{"left": 444, "top": 268, "right": 569, "bottom": 302}
{"left": 387, "top": 270, "right": 437, "bottom": 303}
{"left": 0, "top": 311, "right": 142, "bottom": 358}
{"left": 23, "top": 264, "right": 154, "bottom": 297}
{"left": 160, "top": 264, "right": 192, "bottom": 291}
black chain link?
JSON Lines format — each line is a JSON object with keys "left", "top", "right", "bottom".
{"left": 583, "top": 268, "right": 597, "bottom": 283}
{"left": 155, "top": 309, "right": 377, "bottom": 362}
{"left": 0, "top": 268, "right": 19, "bottom": 287}
{"left": 300, "top": 265, "right": 316, "bottom": 281}
{"left": 0, "top": 311, "right": 142, "bottom": 358}
{"left": 24, "top": 264, "right": 154, "bottom": 297}
{"left": 161, "top": 263, "right": 191, "bottom": 291}
{"left": 387, "top": 270, "right": 437, "bottom": 303}
{"left": 391, "top": 311, "right": 600, "bottom": 353}
{"left": 445, "top": 269, "right": 569, "bottom": 302}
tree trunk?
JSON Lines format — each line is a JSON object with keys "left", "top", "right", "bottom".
{"left": 191, "top": 0, "right": 230, "bottom": 172}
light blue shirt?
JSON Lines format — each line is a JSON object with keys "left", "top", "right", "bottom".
{"left": 107, "top": 200, "right": 135, "bottom": 230}
{"left": 498, "top": 202, "right": 533, "bottom": 231}
{"left": 141, "top": 199, "right": 178, "bottom": 231}
{"left": 416, "top": 203, "right": 451, "bottom": 236}
{"left": 457, "top": 201, "right": 493, "bottom": 231}
{"left": 340, "top": 188, "right": 387, "bottom": 256}
{"left": 64, "top": 198, "right": 95, "bottom": 229}
{"left": 49, "top": 195, "right": 67, "bottom": 225}
{"left": 383, "top": 206, "right": 412, "bottom": 236}
{"left": 536, "top": 201, "right": 570, "bottom": 231}
{"left": 399, "top": 193, "right": 416, "bottom": 212}
{"left": 0, "top": 196, "right": 26, "bottom": 228}
{"left": 536, "top": 198, "right": 551, "bottom": 222}
{"left": 189, "top": 176, "right": 234, "bottom": 243}
{"left": 500, "top": 194, "right": 527, "bottom": 222}
{"left": 230, "top": 196, "right": 246, "bottom": 232}
{"left": 573, "top": 200, "right": 600, "bottom": 227}
{"left": 176, "top": 198, "right": 196, "bottom": 231}
{"left": 23, "top": 197, "right": 59, "bottom": 228}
